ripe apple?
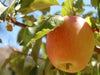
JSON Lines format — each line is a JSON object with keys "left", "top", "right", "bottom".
{"left": 46, "top": 16, "right": 95, "bottom": 73}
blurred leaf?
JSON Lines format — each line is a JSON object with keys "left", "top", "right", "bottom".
{"left": 29, "top": 15, "right": 64, "bottom": 44}
{"left": 31, "top": 38, "right": 42, "bottom": 63}
{"left": 1, "top": 8, "right": 9, "bottom": 21}
{"left": 91, "top": 0, "right": 98, "bottom": 8}
{"left": 22, "top": 43, "right": 32, "bottom": 53}
{"left": 1, "top": 58, "right": 11, "bottom": 70}
{"left": 73, "top": 0, "right": 84, "bottom": 16}
{"left": 22, "top": 56, "right": 36, "bottom": 75}
{"left": 23, "top": 15, "right": 36, "bottom": 26}
{"left": 83, "top": 11, "right": 95, "bottom": 18}
{"left": 17, "top": 28, "right": 25, "bottom": 45}
{"left": 73, "top": 0, "right": 83, "bottom": 9}
{"left": 8, "top": 0, "right": 16, "bottom": 13}
{"left": 77, "top": 72, "right": 81, "bottom": 75}
{"left": 37, "top": 59, "right": 45, "bottom": 75}
{"left": 1, "top": 51, "right": 26, "bottom": 75}
{"left": 41, "top": 42, "right": 48, "bottom": 59}
{"left": 30, "top": 66, "right": 38, "bottom": 75}
{"left": 94, "top": 32, "right": 100, "bottom": 47}
{"left": 9, "top": 52, "right": 26, "bottom": 74}
{"left": 41, "top": 7, "right": 50, "bottom": 14}
{"left": 22, "top": 28, "right": 35, "bottom": 46}
{"left": 98, "top": 0, "right": 100, "bottom": 23}
{"left": 61, "top": 0, "right": 74, "bottom": 16}
{"left": 85, "top": 17, "right": 97, "bottom": 28}
{"left": 38, "top": 15, "right": 46, "bottom": 21}
{"left": 44, "top": 58, "right": 57, "bottom": 75}
{"left": 0, "top": 0, "right": 16, "bottom": 21}
{"left": 61, "top": 0, "right": 84, "bottom": 16}
{"left": 23, "top": 15, "right": 35, "bottom": 21}
{"left": 0, "top": 2, "right": 8, "bottom": 15}
{"left": 19, "top": 0, "right": 59, "bottom": 14}
{"left": 22, "top": 15, "right": 64, "bottom": 53}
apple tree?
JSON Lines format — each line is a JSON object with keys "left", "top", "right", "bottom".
{"left": 0, "top": 0, "right": 100, "bottom": 75}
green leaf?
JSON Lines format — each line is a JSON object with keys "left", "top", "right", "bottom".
{"left": 61, "top": 0, "right": 74, "bottom": 16}
{"left": 17, "top": 28, "right": 25, "bottom": 44}
{"left": 41, "top": 7, "right": 50, "bottom": 14}
{"left": 85, "top": 17, "right": 97, "bottom": 28}
{"left": 1, "top": 51, "right": 26, "bottom": 75}
{"left": 37, "top": 59, "right": 45, "bottom": 75}
{"left": 41, "top": 42, "right": 48, "bottom": 59}
{"left": 9, "top": 52, "right": 26, "bottom": 74}
{"left": 73, "top": 0, "right": 83, "bottom": 9}
{"left": 30, "top": 15, "right": 64, "bottom": 43}
{"left": 30, "top": 29, "right": 50, "bottom": 44}
{"left": 44, "top": 58, "right": 57, "bottom": 75}
{"left": 22, "top": 15, "right": 63, "bottom": 53}
{"left": 22, "top": 56, "right": 36, "bottom": 75}
{"left": 23, "top": 28, "right": 35, "bottom": 46}
{"left": 94, "top": 32, "right": 100, "bottom": 47}
{"left": 19, "top": 0, "right": 59, "bottom": 14}
{"left": 91, "top": 0, "right": 98, "bottom": 8}
{"left": 98, "top": 0, "right": 100, "bottom": 23}
{"left": 31, "top": 38, "right": 42, "bottom": 63}
{"left": 21, "top": 15, "right": 64, "bottom": 54}
{"left": 23, "top": 15, "right": 36, "bottom": 26}
{"left": 72, "top": 0, "right": 84, "bottom": 16}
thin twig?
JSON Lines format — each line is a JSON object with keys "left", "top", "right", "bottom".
{"left": 0, "top": 15, "right": 27, "bottom": 28}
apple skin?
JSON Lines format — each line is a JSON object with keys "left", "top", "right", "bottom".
{"left": 46, "top": 16, "right": 95, "bottom": 73}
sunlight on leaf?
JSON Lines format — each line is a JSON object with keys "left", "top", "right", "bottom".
{"left": 91, "top": 0, "right": 98, "bottom": 8}
{"left": 0, "top": 2, "right": 8, "bottom": 15}
{"left": 61, "top": 0, "right": 74, "bottom": 16}
{"left": 30, "top": 29, "right": 50, "bottom": 44}
{"left": 19, "top": 0, "right": 59, "bottom": 14}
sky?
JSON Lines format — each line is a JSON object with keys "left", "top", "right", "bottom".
{"left": 0, "top": 0, "right": 97, "bottom": 49}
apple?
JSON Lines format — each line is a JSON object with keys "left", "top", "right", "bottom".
{"left": 46, "top": 16, "right": 95, "bottom": 73}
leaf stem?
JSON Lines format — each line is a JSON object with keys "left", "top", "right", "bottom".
{"left": 58, "top": 5, "right": 70, "bottom": 13}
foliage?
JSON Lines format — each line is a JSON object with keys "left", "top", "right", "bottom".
{"left": 0, "top": 0, "right": 100, "bottom": 75}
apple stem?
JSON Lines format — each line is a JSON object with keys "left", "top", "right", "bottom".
{"left": 66, "top": 63, "right": 72, "bottom": 70}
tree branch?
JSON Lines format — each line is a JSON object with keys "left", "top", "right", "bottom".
{"left": 94, "top": 46, "right": 100, "bottom": 54}
{"left": 8, "top": 46, "right": 45, "bottom": 60}
{"left": 0, "top": 15, "right": 27, "bottom": 29}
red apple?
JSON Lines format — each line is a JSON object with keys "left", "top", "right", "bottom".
{"left": 46, "top": 16, "right": 95, "bottom": 73}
